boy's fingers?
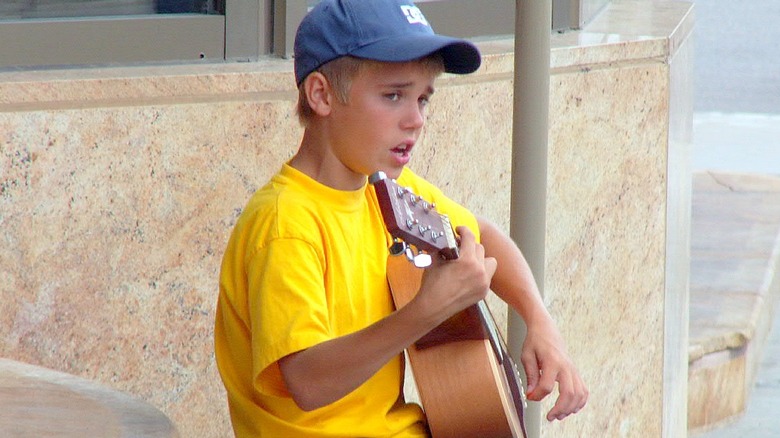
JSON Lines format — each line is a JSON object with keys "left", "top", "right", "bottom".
{"left": 483, "top": 256, "right": 497, "bottom": 278}
{"left": 521, "top": 354, "right": 540, "bottom": 397}
{"left": 527, "top": 370, "right": 556, "bottom": 401}
{"left": 546, "top": 372, "right": 574, "bottom": 421}
{"left": 454, "top": 226, "right": 476, "bottom": 250}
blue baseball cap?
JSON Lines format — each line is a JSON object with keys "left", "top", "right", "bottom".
{"left": 293, "top": 0, "right": 482, "bottom": 86}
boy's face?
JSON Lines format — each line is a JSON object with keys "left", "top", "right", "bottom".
{"left": 325, "top": 60, "right": 438, "bottom": 184}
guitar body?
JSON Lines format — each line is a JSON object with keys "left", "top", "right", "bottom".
{"left": 387, "top": 255, "right": 525, "bottom": 438}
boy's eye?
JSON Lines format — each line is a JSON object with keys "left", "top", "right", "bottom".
{"left": 419, "top": 96, "right": 430, "bottom": 107}
{"left": 385, "top": 92, "right": 401, "bottom": 102}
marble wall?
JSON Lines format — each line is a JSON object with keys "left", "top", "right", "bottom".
{"left": 0, "top": 1, "right": 693, "bottom": 437}
{"left": 539, "top": 2, "right": 693, "bottom": 436}
{"left": 0, "top": 64, "right": 302, "bottom": 437}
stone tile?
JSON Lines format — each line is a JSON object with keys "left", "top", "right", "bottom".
{"left": 688, "top": 171, "right": 780, "bottom": 432}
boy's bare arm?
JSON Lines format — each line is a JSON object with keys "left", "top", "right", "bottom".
{"left": 279, "top": 227, "right": 496, "bottom": 411}
{"left": 477, "top": 217, "right": 589, "bottom": 421}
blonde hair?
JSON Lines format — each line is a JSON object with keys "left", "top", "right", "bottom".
{"left": 296, "top": 54, "right": 445, "bottom": 127}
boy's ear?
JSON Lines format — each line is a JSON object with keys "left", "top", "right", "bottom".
{"left": 303, "top": 72, "right": 334, "bottom": 117}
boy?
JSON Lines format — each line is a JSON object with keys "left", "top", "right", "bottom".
{"left": 214, "top": 1, "right": 588, "bottom": 436}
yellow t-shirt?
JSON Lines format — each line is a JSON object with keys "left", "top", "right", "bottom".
{"left": 215, "top": 164, "right": 479, "bottom": 437}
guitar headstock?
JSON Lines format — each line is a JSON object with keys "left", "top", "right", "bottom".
{"left": 370, "top": 171, "right": 459, "bottom": 261}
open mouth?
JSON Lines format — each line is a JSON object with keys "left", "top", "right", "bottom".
{"left": 392, "top": 143, "right": 412, "bottom": 157}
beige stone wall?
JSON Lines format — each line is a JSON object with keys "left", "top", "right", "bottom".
{"left": 540, "top": 3, "right": 694, "bottom": 436}
{"left": 544, "top": 61, "right": 669, "bottom": 436}
{"left": 0, "top": 2, "right": 693, "bottom": 437}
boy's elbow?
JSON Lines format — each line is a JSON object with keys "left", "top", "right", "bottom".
{"left": 289, "top": 388, "right": 325, "bottom": 412}
{"left": 279, "top": 351, "right": 339, "bottom": 411}
{"left": 280, "top": 360, "right": 329, "bottom": 411}
{"left": 286, "top": 372, "right": 347, "bottom": 411}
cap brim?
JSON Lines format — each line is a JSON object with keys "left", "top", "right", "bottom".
{"left": 350, "top": 34, "right": 481, "bottom": 75}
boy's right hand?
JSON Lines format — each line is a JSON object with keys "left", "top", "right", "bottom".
{"left": 415, "top": 226, "right": 497, "bottom": 323}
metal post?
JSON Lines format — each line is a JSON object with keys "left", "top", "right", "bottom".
{"left": 509, "top": 1, "right": 552, "bottom": 437}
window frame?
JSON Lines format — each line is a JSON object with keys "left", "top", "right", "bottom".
{"left": 0, "top": 0, "right": 275, "bottom": 70}
{"left": 272, "top": 0, "right": 518, "bottom": 58}
{"left": 0, "top": 14, "right": 226, "bottom": 69}
{"left": 0, "top": 0, "right": 580, "bottom": 71}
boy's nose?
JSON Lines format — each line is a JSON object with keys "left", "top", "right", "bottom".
{"left": 403, "top": 103, "right": 425, "bottom": 130}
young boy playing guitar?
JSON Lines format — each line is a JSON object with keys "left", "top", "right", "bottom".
{"left": 214, "top": 1, "right": 588, "bottom": 436}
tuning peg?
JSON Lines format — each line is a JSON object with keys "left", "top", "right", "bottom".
{"left": 389, "top": 239, "right": 407, "bottom": 256}
{"left": 404, "top": 246, "right": 416, "bottom": 262}
{"left": 413, "top": 253, "right": 432, "bottom": 268}
{"left": 402, "top": 245, "right": 432, "bottom": 268}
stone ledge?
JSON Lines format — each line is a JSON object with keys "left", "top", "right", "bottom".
{"left": 688, "top": 171, "right": 780, "bottom": 432}
{"left": 0, "top": 358, "right": 179, "bottom": 437}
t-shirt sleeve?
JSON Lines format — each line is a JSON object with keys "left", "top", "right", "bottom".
{"left": 246, "top": 237, "right": 332, "bottom": 396}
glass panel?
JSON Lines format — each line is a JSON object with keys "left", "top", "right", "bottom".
{"left": 278, "top": 0, "right": 514, "bottom": 57}
{"left": 0, "top": 15, "right": 226, "bottom": 69}
{"left": 0, "top": 0, "right": 225, "bottom": 20}
{"left": 415, "top": 0, "right": 515, "bottom": 39}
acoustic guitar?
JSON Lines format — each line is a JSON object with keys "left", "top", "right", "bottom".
{"left": 370, "top": 171, "right": 528, "bottom": 438}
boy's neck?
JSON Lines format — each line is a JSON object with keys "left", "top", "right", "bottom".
{"left": 289, "top": 129, "right": 368, "bottom": 191}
